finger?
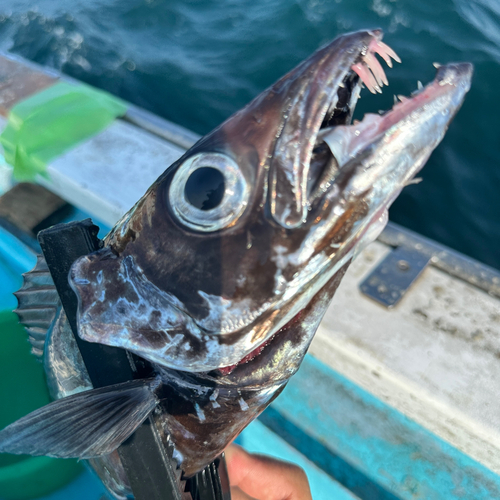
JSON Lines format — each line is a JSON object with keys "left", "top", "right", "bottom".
{"left": 225, "top": 444, "right": 312, "bottom": 500}
{"left": 230, "top": 486, "right": 258, "bottom": 500}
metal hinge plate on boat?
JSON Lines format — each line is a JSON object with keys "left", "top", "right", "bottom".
{"left": 359, "top": 245, "right": 431, "bottom": 308}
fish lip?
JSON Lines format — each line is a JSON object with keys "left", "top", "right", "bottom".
{"left": 436, "top": 62, "right": 473, "bottom": 86}
{"left": 269, "top": 29, "right": 383, "bottom": 229}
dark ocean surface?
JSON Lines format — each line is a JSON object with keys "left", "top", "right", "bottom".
{"left": 0, "top": 0, "right": 499, "bottom": 269}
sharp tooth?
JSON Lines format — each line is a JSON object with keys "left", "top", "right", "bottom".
{"left": 339, "top": 82, "right": 345, "bottom": 88}
{"left": 370, "top": 40, "right": 401, "bottom": 66}
{"left": 363, "top": 51, "right": 388, "bottom": 86}
{"left": 393, "top": 95, "right": 398, "bottom": 105}
{"left": 397, "top": 94, "right": 409, "bottom": 103}
{"left": 433, "top": 62, "right": 441, "bottom": 69}
{"left": 405, "top": 177, "right": 423, "bottom": 187}
{"left": 351, "top": 62, "right": 378, "bottom": 94}
{"left": 417, "top": 80, "right": 423, "bottom": 90}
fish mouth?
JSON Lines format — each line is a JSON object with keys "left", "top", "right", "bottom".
{"left": 269, "top": 29, "right": 400, "bottom": 229}
{"left": 305, "top": 37, "right": 399, "bottom": 206}
{"left": 216, "top": 61, "right": 473, "bottom": 375}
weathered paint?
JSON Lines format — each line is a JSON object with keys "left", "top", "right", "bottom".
{"left": 0, "top": 54, "right": 56, "bottom": 117}
{"left": 265, "top": 354, "right": 500, "bottom": 499}
{"left": 310, "top": 240, "right": 500, "bottom": 475}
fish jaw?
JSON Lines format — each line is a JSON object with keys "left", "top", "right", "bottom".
{"left": 69, "top": 33, "right": 471, "bottom": 374}
{"left": 226, "top": 29, "right": 384, "bottom": 229}
{"left": 316, "top": 62, "right": 473, "bottom": 252}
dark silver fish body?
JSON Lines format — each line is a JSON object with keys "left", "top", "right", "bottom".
{"left": 32, "top": 261, "right": 347, "bottom": 498}
{"left": 2, "top": 29, "right": 472, "bottom": 500}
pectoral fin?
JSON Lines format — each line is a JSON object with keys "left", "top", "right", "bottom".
{"left": 0, "top": 378, "right": 160, "bottom": 459}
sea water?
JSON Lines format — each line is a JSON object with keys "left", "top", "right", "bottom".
{"left": 0, "top": 0, "right": 498, "bottom": 269}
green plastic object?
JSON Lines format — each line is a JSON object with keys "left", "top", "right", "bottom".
{"left": 0, "top": 81, "right": 127, "bottom": 181}
{"left": 0, "top": 310, "right": 82, "bottom": 499}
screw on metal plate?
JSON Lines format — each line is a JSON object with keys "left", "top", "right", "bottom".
{"left": 359, "top": 245, "right": 431, "bottom": 308}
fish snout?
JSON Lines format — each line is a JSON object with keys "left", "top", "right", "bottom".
{"left": 436, "top": 62, "right": 473, "bottom": 87}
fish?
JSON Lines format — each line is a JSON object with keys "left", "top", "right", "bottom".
{"left": 0, "top": 29, "right": 471, "bottom": 499}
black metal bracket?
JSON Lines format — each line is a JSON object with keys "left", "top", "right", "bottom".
{"left": 37, "top": 219, "right": 230, "bottom": 500}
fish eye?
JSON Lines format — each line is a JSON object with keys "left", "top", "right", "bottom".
{"left": 169, "top": 152, "right": 249, "bottom": 232}
{"left": 184, "top": 167, "right": 225, "bottom": 210}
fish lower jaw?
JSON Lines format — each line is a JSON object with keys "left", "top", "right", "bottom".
{"left": 317, "top": 63, "right": 471, "bottom": 181}
{"left": 214, "top": 246, "right": 357, "bottom": 375}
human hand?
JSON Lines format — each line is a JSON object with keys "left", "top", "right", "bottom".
{"left": 224, "top": 444, "right": 313, "bottom": 500}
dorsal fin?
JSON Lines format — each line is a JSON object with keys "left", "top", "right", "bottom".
{"left": 13, "top": 254, "right": 59, "bottom": 359}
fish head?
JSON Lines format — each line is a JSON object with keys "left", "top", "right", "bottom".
{"left": 69, "top": 31, "right": 472, "bottom": 375}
